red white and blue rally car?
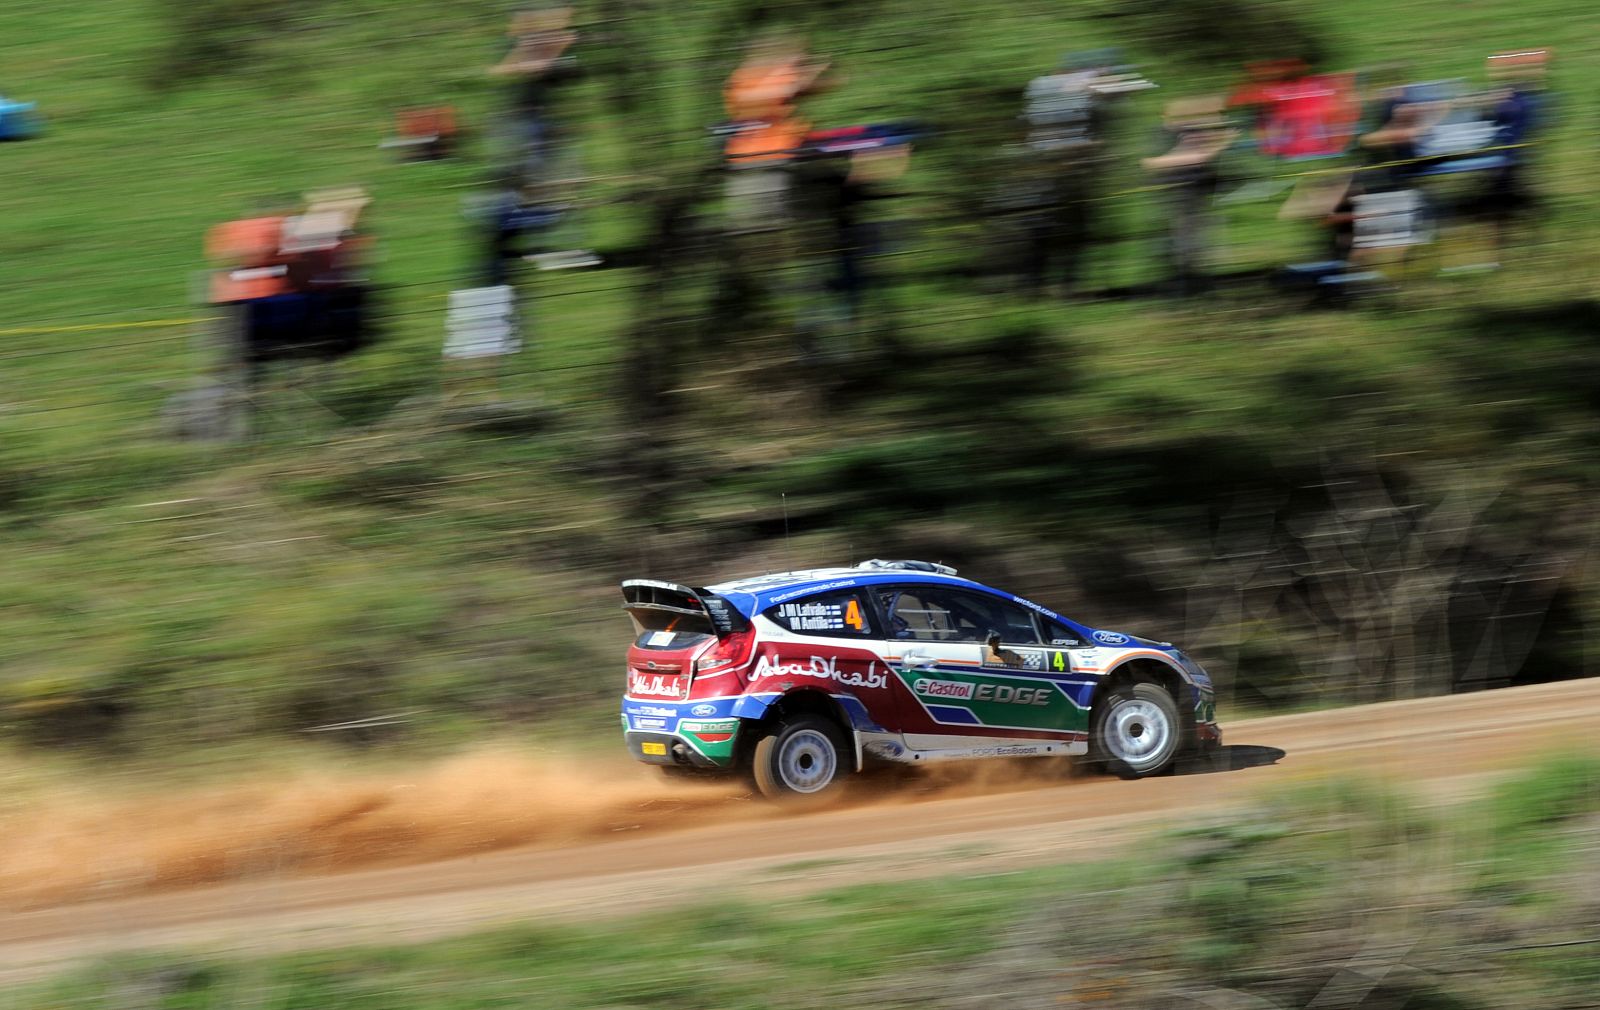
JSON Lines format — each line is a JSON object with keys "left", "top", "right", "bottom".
{"left": 620, "top": 560, "right": 1221, "bottom": 798}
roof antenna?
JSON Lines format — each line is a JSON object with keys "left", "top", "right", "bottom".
{"left": 782, "top": 493, "right": 792, "bottom": 567}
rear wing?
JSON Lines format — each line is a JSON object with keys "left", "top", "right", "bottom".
{"left": 620, "top": 580, "right": 749, "bottom": 637}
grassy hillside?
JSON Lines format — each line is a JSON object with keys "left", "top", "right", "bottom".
{"left": 3, "top": 0, "right": 1598, "bottom": 756}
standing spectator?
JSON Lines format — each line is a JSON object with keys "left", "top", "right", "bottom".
{"left": 722, "top": 34, "right": 833, "bottom": 232}
{"left": 1464, "top": 50, "right": 1549, "bottom": 266}
{"left": 1143, "top": 97, "right": 1237, "bottom": 296}
{"left": 711, "top": 35, "right": 834, "bottom": 342}
{"left": 791, "top": 133, "right": 914, "bottom": 357}
{"left": 1017, "top": 51, "right": 1150, "bottom": 297}
{"left": 490, "top": 6, "right": 582, "bottom": 191}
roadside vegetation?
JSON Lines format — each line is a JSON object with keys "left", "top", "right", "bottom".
{"left": 3, "top": 0, "right": 1598, "bottom": 762}
{"left": 13, "top": 754, "right": 1600, "bottom": 1007}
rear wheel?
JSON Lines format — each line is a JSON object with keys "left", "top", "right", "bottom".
{"left": 1092, "top": 680, "right": 1181, "bottom": 779}
{"left": 751, "top": 714, "right": 848, "bottom": 801}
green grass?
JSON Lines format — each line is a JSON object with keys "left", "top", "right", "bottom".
{"left": 3, "top": 0, "right": 1599, "bottom": 759}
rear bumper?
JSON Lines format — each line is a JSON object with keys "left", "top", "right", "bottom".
{"left": 625, "top": 730, "right": 727, "bottom": 768}
{"left": 1194, "top": 720, "right": 1223, "bottom": 750}
{"left": 620, "top": 697, "right": 744, "bottom": 768}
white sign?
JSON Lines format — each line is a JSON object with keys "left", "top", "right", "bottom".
{"left": 444, "top": 286, "right": 520, "bottom": 359}
{"left": 1353, "top": 191, "right": 1426, "bottom": 251}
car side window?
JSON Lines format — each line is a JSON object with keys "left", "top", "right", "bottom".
{"left": 877, "top": 588, "right": 956, "bottom": 640}
{"left": 766, "top": 589, "right": 876, "bottom": 637}
{"left": 1043, "top": 618, "right": 1082, "bottom": 647}
{"left": 876, "top": 587, "right": 1042, "bottom": 644}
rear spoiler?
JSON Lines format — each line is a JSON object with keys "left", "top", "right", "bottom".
{"left": 620, "top": 580, "right": 749, "bottom": 636}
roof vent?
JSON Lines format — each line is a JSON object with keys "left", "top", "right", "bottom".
{"left": 856, "top": 559, "right": 958, "bottom": 576}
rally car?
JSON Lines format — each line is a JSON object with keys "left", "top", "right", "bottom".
{"left": 620, "top": 560, "right": 1221, "bottom": 798}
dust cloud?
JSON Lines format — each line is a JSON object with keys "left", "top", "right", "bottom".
{"left": 0, "top": 746, "right": 1088, "bottom": 910}
{"left": 0, "top": 749, "right": 755, "bottom": 910}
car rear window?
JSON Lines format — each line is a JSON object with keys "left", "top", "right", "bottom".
{"left": 765, "top": 589, "right": 877, "bottom": 638}
{"left": 633, "top": 628, "right": 712, "bottom": 650}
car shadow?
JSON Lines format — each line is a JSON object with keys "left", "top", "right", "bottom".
{"left": 1178, "top": 744, "right": 1286, "bottom": 775}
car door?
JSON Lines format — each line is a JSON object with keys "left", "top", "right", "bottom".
{"left": 877, "top": 585, "right": 1086, "bottom": 749}
{"left": 756, "top": 586, "right": 899, "bottom": 737}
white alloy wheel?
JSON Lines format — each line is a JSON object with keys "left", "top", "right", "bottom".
{"left": 1095, "top": 681, "right": 1181, "bottom": 778}
{"left": 776, "top": 728, "right": 838, "bottom": 793}
{"left": 752, "top": 714, "right": 847, "bottom": 800}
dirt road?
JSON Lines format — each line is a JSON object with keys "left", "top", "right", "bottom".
{"left": 1, "top": 679, "right": 1592, "bottom": 985}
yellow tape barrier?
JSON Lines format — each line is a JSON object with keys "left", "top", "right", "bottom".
{"left": 1098, "top": 141, "right": 1533, "bottom": 200}
{"left": 0, "top": 317, "right": 213, "bottom": 338}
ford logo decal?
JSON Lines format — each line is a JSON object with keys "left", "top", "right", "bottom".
{"left": 691, "top": 704, "right": 716, "bottom": 717}
{"left": 1093, "top": 630, "right": 1129, "bottom": 645}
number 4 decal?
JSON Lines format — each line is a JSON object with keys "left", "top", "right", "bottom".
{"left": 1051, "top": 651, "right": 1067, "bottom": 672}
{"left": 845, "top": 598, "right": 864, "bottom": 631}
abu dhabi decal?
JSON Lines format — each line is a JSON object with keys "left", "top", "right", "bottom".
{"left": 752, "top": 653, "right": 888, "bottom": 690}
{"left": 1092, "top": 630, "right": 1129, "bottom": 646}
{"left": 627, "top": 671, "right": 687, "bottom": 698}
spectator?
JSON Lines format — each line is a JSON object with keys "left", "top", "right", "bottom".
{"left": 722, "top": 34, "right": 832, "bottom": 232}
{"left": 791, "top": 133, "right": 914, "bottom": 355}
{"left": 1461, "top": 50, "right": 1549, "bottom": 266}
{"left": 1017, "top": 51, "right": 1148, "bottom": 297}
{"left": 1143, "top": 97, "right": 1237, "bottom": 296}
{"left": 490, "top": 6, "right": 582, "bottom": 190}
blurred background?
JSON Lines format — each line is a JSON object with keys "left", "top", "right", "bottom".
{"left": 3, "top": 0, "right": 1589, "bottom": 752}
{"left": 1, "top": 0, "right": 1598, "bottom": 1003}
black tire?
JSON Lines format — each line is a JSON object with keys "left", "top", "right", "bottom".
{"left": 751, "top": 714, "right": 848, "bottom": 801}
{"left": 1091, "top": 679, "right": 1182, "bottom": 779}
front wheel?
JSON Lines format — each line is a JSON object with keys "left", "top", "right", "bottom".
{"left": 1092, "top": 680, "right": 1181, "bottom": 779}
{"left": 751, "top": 714, "right": 848, "bottom": 801}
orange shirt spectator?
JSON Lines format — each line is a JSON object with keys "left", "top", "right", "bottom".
{"left": 723, "top": 45, "right": 830, "bottom": 166}
{"left": 205, "top": 216, "right": 291, "bottom": 303}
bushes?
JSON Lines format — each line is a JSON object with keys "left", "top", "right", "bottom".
{"left": 146, "top": 0, "right": 326, "bottom": 91}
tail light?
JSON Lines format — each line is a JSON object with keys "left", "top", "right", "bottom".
{"left": 694, "top": 629, "right": 756, "bottom": 675}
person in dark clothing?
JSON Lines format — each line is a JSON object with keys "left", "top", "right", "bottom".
{"left": 489, "top": 7, "right": 581, "bottom": 190}
{"left": 1019, "top": 58, "right": 1109, "bottom": 297}
{"left": 1143, "top": 98, "right": 1237, "bottom": 297}
{"left": 1016, "top": 52, "right": 1153, "bottom": 297}
{"left": 790, "top": 137, "right": 912, "bottom": 358}
{"left": 1469, "top": 84, "right": 1539, "bottom": 230}
{"left": 478, "top": 177, "right": 564, "bottom": 287}
{"left": 1450, "top": 50, "right": 1548, "bottom": 269}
